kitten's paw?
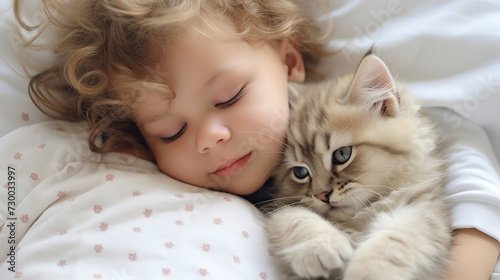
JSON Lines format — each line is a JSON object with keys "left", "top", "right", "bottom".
{"left": 280, "top": 235, "right": 353, "bottom": 279}
{"left": 344, "top": 258, "right": 406, "bottom": 280}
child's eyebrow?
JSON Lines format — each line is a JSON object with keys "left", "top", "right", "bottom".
{"left": 205, "top": 68, "right": 229, "bottom": 88}
{"left": 142, "top": 114, "right": 164, "bottom": 126}
{"left": 138, "top": 104, "right": 174, "bottom": 128}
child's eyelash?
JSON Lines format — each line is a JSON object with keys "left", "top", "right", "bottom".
{"left": 160, "top": 123, "right": 187, "bottom": 143}
{"left": 160, "top": 86, "right": 245, "bottom": 144}
{"left": 215, "top": 86, "right": 246, "bottom": 108}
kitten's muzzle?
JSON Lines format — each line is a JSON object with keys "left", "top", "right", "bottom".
{"left": 315, "top": 190, "right": 333, "bottom": 203}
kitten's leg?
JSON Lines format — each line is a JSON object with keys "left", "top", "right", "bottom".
{"left": 343, "top": 203, "right": 451, "bottom": 280}
{"left": 266, "top": 206, "right": 353, "bottom": 279}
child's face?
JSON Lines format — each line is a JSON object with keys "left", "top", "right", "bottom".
{"left": 130, "top": 23, "right": 305, "bottom": 195}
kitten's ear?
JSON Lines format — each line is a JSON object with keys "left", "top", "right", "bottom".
{"left": 345, "top": 54, "right": 399, "bottom": 117}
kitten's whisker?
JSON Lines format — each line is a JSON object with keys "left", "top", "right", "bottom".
{"left": 234, "top": 131, "right": 291, "bottom": 149}
{"left": 254, "top": 195, "right": 305, "bottom": 207}
{"left": 243, "top": 117, "right": 291, "bottom": 142}
{"left": 354, "top": 186, "right": 392, "bottom": 205}
{"left": 264, "top": 201, "right": 305, "bottom": 216}
{"left": 261, "top": 161, "right": 285, "bottom": 184}
{"left": 347, "top": 191, "right": 370, "bottom": 211}
{"left": 259, "top": 156, "right": 300, "bottom": 180}
{"left": 350, "top": 167, "right": 394, "bottom": 182}
{"left": 259, "top": 151, "right": 288, "bottom": 160}
{"left": 359, "top": 184, "right": 397, "bottom": 195}
{"left": 356, "top": 186, "right": 385, "bottom": 196}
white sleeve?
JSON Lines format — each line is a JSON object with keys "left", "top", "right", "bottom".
{"left": 427, "top": 107, "right": 500, "bottom": 243}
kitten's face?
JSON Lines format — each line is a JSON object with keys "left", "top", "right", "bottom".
{"left": 274, "top": 54, "right": 422, "bottom": 222}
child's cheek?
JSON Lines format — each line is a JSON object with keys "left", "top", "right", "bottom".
{"left": 268, "top": 105, "right": 289, "bottom": 136}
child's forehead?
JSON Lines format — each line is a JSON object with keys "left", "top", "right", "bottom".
{"left": 158, "top": 23, "right": 278, "bottom": 82}
{"left": 167, "top": 21, "right": 244, "bottom": 55}
{"left": 161, "top": 15, "right": 278, "bottom": 59}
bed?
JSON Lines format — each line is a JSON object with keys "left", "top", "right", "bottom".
{"left": 1, "top": 0, "right": 500, "bottom": 279}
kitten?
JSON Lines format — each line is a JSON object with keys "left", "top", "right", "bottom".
{"left": 265, "top": 53, "right": 452, "bottom": 280}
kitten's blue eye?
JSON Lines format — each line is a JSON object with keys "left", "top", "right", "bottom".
{"left": 292, "top": 166, "right": 309, "bottom": 180}
{"left": 332, "top": 146, "right": 352, "bottom": 165}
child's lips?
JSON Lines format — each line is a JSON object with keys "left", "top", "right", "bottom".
{"left": 213, "top": 152, "right": 253, "bottom": 178}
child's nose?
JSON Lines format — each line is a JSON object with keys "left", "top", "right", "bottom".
{"left": 196, "top": 119, "right": 231, "bottom": 154}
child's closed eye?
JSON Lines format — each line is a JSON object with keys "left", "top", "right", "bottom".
{"left": 215, "top": 86, "right": 246, "bottom": 108}
{"left": 161, "top": 123, "right": 187, "bottom": 143}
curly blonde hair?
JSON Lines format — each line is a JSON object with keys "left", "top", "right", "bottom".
{"left": 14, "top": 0, "right": 330, "bottom": 155}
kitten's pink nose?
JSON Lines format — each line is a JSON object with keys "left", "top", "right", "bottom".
{"left": 315, "top": 191, "right": 332, "bottom": 203}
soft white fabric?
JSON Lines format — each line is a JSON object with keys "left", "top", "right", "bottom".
{"left": 1, "top": 0, "right": 500, "bottom": 279}
{"left": 0, "top": 121, "right": 279, "bottom": 279}
{"left": 0, "top": 1, "right": 51, "bottom": 138}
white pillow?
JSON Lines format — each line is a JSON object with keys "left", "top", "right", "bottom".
{"left": 0, "top": 1, "right": 51, "bottom": 137}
